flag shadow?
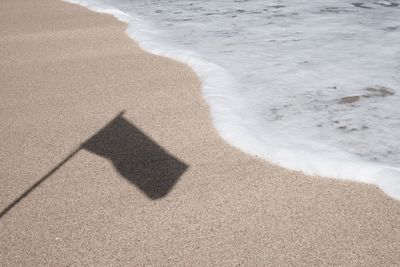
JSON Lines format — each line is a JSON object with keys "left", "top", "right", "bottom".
{"left": 0, "top": 111, "right": 186, "bottom": 219}
{"left": 82, "top": 112, "right": 188, "bottom": 199}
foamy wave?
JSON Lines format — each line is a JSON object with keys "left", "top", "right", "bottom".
{"left": 63, "top": 0, "right": 400, "bottom": 200}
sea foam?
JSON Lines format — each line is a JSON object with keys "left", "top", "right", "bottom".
{"left": 64, "top": 0, "right": 400, "bottom": 199}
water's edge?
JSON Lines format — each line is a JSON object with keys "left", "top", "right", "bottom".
{"left": 63, "top": 0, "right": 400, "bottom": 200}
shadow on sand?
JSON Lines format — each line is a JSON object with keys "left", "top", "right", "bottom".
{"left": 82, "top": 112, "right": 188, "bottom": 199}
{"left": 0, "top": 111, "right": 188, "bottom": 218}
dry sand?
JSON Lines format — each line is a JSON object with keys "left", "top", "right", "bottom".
{"left": 1, "top": 0, "right": 400, "bottom": 265}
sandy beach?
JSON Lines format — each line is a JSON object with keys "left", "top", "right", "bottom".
{"left": 1, "top": 0, "right": 400, "bottom": 265}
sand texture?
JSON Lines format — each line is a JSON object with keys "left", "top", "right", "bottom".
{"left": 1, "top": 0, "right": 400, "bottom": 265}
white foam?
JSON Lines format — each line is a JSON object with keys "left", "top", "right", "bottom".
{"left": 63, "top": 0, "right": 400, "bottom": 200}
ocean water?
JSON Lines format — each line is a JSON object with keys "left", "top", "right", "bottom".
{"left": 65, "top": 0, "right": 400, "bottom": 199}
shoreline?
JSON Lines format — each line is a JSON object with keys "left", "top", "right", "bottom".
{"left": 63, "top": 0, "right": 400, "bottom": 199}
{"left": 1, "top": 0, "right": 400, "bottom": 265}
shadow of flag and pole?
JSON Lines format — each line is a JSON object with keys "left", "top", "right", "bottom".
{"left": 0, "top": 111, "right": 188, "bottom": 218}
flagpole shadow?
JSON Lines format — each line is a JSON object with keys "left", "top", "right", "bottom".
{"left": 0, "top": 146, "right": 81, "bottom": 219}
{"left": 0, "top": 111, "right": 188, "bottom": 219}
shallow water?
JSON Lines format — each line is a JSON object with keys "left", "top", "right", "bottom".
{"left": 66, "top": 0, "right": 400, "bottom": 199}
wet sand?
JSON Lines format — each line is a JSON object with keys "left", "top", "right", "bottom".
{"left": 1, "top": 0, "right": 400, "bottom": 265}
